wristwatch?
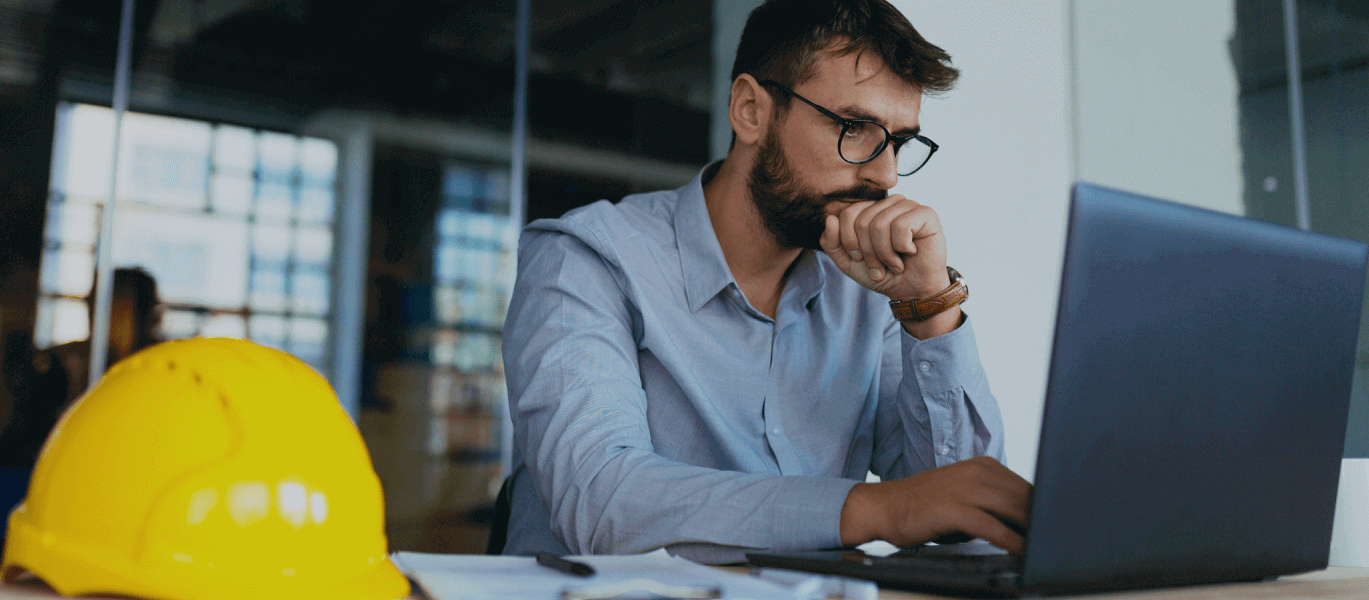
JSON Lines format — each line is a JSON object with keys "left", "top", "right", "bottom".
{"left": 889, "top": 266, "right": 968, "bottom": 322}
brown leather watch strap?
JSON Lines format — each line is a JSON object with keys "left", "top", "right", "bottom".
{"left": 889, "top": 267, "right": 968, "bottom": 322}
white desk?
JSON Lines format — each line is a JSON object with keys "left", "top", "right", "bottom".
{"left": 3, "top": 567, "right": 1368, "bottom": 599}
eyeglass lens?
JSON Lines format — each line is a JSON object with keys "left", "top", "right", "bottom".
{"left": 838, "top": 122, "right": 932, "bottom": 176}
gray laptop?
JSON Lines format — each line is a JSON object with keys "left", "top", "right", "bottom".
{"left": 748, "top": 182, "right": 1368, "bottom": 596}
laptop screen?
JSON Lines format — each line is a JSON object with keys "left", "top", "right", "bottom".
{"left": 1023, "top": 183, "right": 1368, "bottom": 594}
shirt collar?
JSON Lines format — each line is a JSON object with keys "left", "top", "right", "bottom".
{"left": 783, "top": 247, "right": 827, "bottom": 315}
{"left": 675, "top": 161, "right": 827, "bottom": 315}
{"left": 676, "top": 161, "right": 735, "bottom": 313}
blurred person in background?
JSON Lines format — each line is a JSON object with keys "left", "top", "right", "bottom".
{"left": 48, "top": 266, "right": 162, "bottom": 405}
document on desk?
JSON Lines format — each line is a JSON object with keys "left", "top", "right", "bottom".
{"left": 393, "top": 549, "right": 805, "bottom": 600}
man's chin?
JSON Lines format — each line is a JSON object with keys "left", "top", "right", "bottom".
{"left": 785, "top": 225, "right": 827, "bottom": 251}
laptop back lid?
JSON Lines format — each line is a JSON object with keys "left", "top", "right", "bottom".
{"left": 1022, "top": 183, "right": 1368, "bottom": 594}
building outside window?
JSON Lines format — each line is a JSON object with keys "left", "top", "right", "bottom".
{"left": 36, "top": 103, "right": 338, "bottom": 375}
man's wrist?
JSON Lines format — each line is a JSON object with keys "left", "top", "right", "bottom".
{"left": 889, "top": 267, "right": 967, "bottom": 326}
{"left": 896, "top": 268, "right": 952, "bottom": 300}
{"left": 839, "top": 482, "right": 878, "bottom": 547}
{"left": 901, "top": 306, "right": 962, "bottom": 340}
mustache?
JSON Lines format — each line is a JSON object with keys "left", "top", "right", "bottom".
{"left": 821, "top": 185, "right": 888, "bottom": 203}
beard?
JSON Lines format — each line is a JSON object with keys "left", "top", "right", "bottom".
{"left": 747, "top": 128, "right": 888, "bottom": 250}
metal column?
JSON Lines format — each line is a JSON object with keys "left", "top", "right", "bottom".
{"left": 1283, "top": 0, "right": 1312, "bottom": 231}
{"left": 88, "top": 0, "right": 138, "bottom": 383}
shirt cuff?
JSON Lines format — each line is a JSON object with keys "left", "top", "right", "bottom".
{"left": 770, "top": 475, "right": 860, "bottom": 550}
{"left": 901, "top": 313, "right": 984, "bottom": 396}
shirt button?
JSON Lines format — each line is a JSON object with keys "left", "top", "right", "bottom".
{"left": 771, "top": 427, "right": 783, "bottom": 436}
{"left": 919, "top": 361, "right": 932, "bottom": 373}
{"left": 938, "top": 445, "right": 949, "bottom": 455}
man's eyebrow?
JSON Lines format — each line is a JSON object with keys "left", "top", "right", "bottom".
{"left": 834, "top": 104, "right": 920, "bottom": 136}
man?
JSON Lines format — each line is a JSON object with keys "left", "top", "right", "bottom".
{"left": 501, "top": 0, "right": 1030, "bottom": 564}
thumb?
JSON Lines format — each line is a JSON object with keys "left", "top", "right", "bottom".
{"left": 819, "top": 215, "right": 847, "bottom": 267}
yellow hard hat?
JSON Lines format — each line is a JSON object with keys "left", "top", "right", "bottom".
{"left": 2, "top": 338, "right": 410, "bottom": 600}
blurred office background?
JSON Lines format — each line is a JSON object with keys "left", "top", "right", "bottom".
{"left": 0, "top": 0, "right": 1365, "bottom": 561}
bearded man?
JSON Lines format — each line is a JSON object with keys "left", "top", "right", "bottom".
{"left": 498, "top": 0, "right": 1031, "bottom": 564}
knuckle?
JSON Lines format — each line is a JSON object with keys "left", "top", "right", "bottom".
{"left": 872, "top": 210, "right": 898, "bottom": 229}
{"left": 894, "top": 210, "right": 919, "bottom": 225}
{"left": 855, "top": 211, "right": 877, "bottom": 229}
{"left": 963, "top": 458, "right": 993, "bottom": 477}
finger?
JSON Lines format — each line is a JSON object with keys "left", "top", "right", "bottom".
{"left": 973, "top": 458, "right": 1034, "bottom": 504}
{"left": 819, "top": 215, "right": 848, "bottom": 268}
{"left": 853, "top": 203, "right": 885, "bottom": 280}
{"left": 839, "top": 202, "right": 872, "bottom": 263}
{"left": 959, "top": 509, "right": 1027, "bottom": 555}
{"left": 890, "top": 209, "right": 923, "bottom": 256}
{"left": 967, "top": 461, "right": 1033, "bottom": 529}
{"left": 868, "top": 201, "right": 911, "bottom": 274}
{"left": 979, "top": 494, "right": 1032, "bottom": 533}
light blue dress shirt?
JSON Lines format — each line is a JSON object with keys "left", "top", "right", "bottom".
{"left": 501, "top": 163, "right": 1004, "bottom": 564}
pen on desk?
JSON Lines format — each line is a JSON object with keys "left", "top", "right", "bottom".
{"left": 536, "top": 551, "right": 596, "bottom": 577}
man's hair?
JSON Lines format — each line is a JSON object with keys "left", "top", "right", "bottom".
{"left": 732, "top": 0, "right": 960, "bottom": 106}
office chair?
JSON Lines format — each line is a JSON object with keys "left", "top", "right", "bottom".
{"left": 485, "top": 475, "right": 513, "bottom": 554}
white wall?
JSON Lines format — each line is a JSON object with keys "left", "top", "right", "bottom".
{"left": 893, "top": 0, "right": 1072, "bottom": 479}
{"left": 713, "top": 0, "right": 764, "bottom": 161}
{"left": 1071, "top": 0, "right": 1244, "bottom": 214}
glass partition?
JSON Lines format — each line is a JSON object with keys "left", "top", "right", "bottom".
{"left": 1237, "top": 0, "right": 1369, "bottom": 457}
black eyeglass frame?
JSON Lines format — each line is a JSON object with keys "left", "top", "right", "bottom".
{"left": 758, "top": 79, "right": 938, "bottom": 176}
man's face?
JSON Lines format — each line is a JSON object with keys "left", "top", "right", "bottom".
{"left": 747, "top": 124, "right": 887, "bottom": 249}
{"left": 747, "top": 48, "right": 924, "bottom": 250}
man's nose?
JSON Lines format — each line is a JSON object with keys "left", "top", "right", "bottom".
{"left": 858, "top": 143, "right": 899, "bottom": 191}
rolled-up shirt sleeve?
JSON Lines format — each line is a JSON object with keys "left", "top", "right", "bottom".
{"left": 871, "top": 315, "right": 1006, "bottom": 481}
{"left": 505, "top": 227, "right": 857, "bottom": 562}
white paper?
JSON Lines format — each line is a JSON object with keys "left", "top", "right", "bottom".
{"left": 392, "top": 550, "right": 798, "bottom": 600}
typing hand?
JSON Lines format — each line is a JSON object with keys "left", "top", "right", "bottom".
{"left": 818, "top": 194, "right": 950, "bottom": 301}
{"left": 839, "top": 457, "right": 1033, "bottom": 555}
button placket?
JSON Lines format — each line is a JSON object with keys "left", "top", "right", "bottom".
{"left": 765, "top": 321, "right": 803, "bottom": 475}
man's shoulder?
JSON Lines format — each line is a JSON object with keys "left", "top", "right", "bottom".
{"left": 523, "top": 188, "right": 683, "bottom": 260}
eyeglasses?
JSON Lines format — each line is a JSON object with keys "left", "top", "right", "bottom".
{"left": 759, "top": 79, "right": 938, "bottom": 176}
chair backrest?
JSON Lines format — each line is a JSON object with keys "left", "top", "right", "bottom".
{"left": 484, "top": 475, "right": 513, "bottom": 554}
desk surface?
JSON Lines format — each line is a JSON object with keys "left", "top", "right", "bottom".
{"left": 2, "top": 567, "right": 1367, "bottom": 599}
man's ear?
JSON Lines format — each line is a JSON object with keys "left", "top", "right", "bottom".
{"left": 729, "top": 74, "right": 771, "bottom": 147}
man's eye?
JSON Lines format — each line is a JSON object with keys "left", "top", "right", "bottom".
{"left": 843, "top": 122, "right": 869, "bottom": 136}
